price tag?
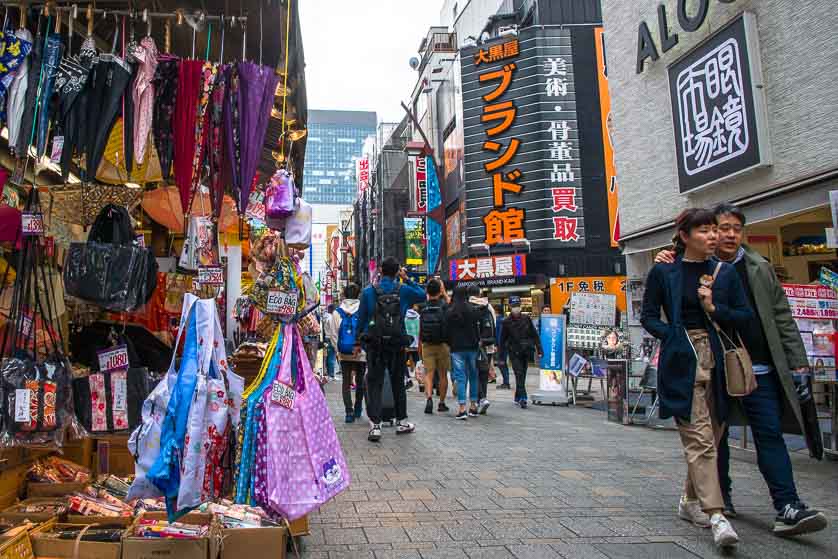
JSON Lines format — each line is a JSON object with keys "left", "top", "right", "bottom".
{"left": 50, "top": 136, "right": 64, "bottom": 163}
{"left": 266, "top": 290, "right": 298, "bottom": 316}
{"left": 112, "top": 377, "right": 127, "bottom": 412}
{"left": 245, "top": 190, "right": 266, "bottom": 222}
{"left": 14, "top": 389, "right": 31, "bottom": 422}
{"left": 271, "top": 380, "right": 296, "bottom": 409}
{"left": 19, "top": 312, "right": 33, "bottom": 339}
{"left": 21, "top": 212, "right": 44, "bottom": 236}
{"left": 198, "top": 266, "right": 224, "bottom": 286}
{"left": 135, "top": 234, "right": 146, "bottom": 248}
{"left": 97, "top": 345, "right": 129, "bottom": 373}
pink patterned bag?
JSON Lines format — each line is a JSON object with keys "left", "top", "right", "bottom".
{"left": 266, "top": 325, "right": 350, "bottom": 520}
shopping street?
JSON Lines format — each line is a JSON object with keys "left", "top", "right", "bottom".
{"left": 304, "top": 375, "right": 838, "bottom": 559}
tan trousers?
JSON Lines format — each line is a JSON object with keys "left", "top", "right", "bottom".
{"left": 677, "top": 330, "right": 725, "bottom": 513}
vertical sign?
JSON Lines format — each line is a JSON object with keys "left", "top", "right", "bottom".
{"left": 536, "top": 314, "right": 568, "bottom": 404}
{"left": 356, "top": 157, "right": 370, "bottom": 195}
{"left": 404, "top": 217, "right": 426, "bottom": 267}
{"left": 461, "top": 29, "right": 585, "bottom": 250}
{"left": 595, "top": 28, "right": 620, "bottom": 247}
{"left": 415, "top": 156, "right": 427, "bottom": 212}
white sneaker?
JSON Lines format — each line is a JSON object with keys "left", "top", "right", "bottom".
{"left": 678, "top": 496, "right": 711, "bottom": 528}
{"left": 711, "top": 513, "right": 739, "bottom": 548}
{"left": 478, "top": 399, "right": 490, "bottom": 415}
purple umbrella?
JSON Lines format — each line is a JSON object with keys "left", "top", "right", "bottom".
{"left": 237, "top": 62, "right": 279, "bottom": 210}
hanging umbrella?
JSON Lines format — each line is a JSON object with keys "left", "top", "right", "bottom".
{"left": 142, "top": 186, "right": 238, "bottom": 234}
{"left": 237, "top": 62, "right": 279, "bottom": 210}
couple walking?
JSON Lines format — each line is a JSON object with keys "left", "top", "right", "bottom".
{"left": 642, "top": 204, "right": 827, "bottom": 549}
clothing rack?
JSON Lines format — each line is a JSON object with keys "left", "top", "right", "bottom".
{"left": 11, "top": 4, "right": 249, "bottom": 26}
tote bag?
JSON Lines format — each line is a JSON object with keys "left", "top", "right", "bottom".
{"left": 285, "top": 198, "right": 312, "bottom": 250}
{"left": 127, "top": 294, "right": 198, "bottom": 501}
{"left": 266, "top": 325, "right": 350, "bottom": 520}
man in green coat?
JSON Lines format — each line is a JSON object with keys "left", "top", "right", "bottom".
{"left": 657, "top": 203, "right": 827, "bottom": 537}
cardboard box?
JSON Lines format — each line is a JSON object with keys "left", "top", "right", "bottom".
{"left": 0, "top": 498, "right": 67, "bottom": 524}
{"left": 217, "top": 526, "right": 286, "bottom": 559}
{"left": 94, "top": 436, "right": 134, "bottom": 477}
{"left": 65, "top": 515, "right": 133, "bottom": 527}
{"left": 0, "top": 528, "right": 33, "bottom": 559}
{"left": 31, "top": 520, "right": 124, "bottom": 559}
{"left": 288, "top": 515, "right": 309, "bottom": 536}
{"left": 27, "top": 481, "right": 89, "bottom": 498}
{"left": 121, "top": 512, "right": 215, "bottom": 559}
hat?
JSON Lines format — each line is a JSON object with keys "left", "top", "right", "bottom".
{"left": 509, "top": 295, "right": 522, "bottom": 308}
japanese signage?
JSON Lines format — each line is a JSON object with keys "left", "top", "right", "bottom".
{"left": 595, "top": 28, "right": 620, "bottom": 247}
{"left": 414, "top": 156, "right": 427, "bottom": 212}
{"left": 461, "top": 29, "right": 585, "bottom": 250}
{"left": 569, "top": 292, "right": 617, "bottom": 327}
{"left": 266, "top": 290, "right": 299, "bottom": 317}
{"left": 97, "top": 345, "right": 129, "bottom": 373}
{"left": 356, "top": 157, "right": 370, "bottom": 195}
{"left": 538, "top": 314, "right": 567, "bottom": 395}
{"left": 271, "top": 380, "right": 296, "bottom": 409}
{"left": 198, "top": 265, "right": 224, "bottom": 286}
{"left": 784, "top": 284, "right": 838, "bottom": 320}
{"left": 668, "top": 12, "right": 771, "bottom": 193}
{"left": 404, "top": 217, "right": 426, "bottom": 267}
{"left": 449, "top": 254, "right": 527, "bottom": 281}
{"left": 446, "top": 211, "right": 462, "bottom": 257}
{"left": 21, "top": 212, "right": 44, "bottom": 236}
{"left": 550, "top": 276, "right": 627, "bottom": 313}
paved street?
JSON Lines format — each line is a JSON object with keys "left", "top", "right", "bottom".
{"left": 303, "top": 371, "right": 838, "bottom": 559}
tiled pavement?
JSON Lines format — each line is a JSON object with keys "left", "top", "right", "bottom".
{"left": 302, "top": 370, "right": 838, "bottom": 559}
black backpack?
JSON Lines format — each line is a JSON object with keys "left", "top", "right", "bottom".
{"left": 370, "top": 285, "right": 403, "bottom": 345}
{"left": 420, "top": 302, "right": 446, "bottom": 344}
{"left": 476, "top": 305, "right": 495, "bottom": 346}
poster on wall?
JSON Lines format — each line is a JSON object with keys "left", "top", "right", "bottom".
{"left": 627, "top": 279, "right": 645, "bottom": 325}
{"left": 785, "top": 282, "right": 837, "bottom": 382}
{"left": 569, "top": 292, "right": 617, "bottom": 327}
{"left": 446, "top": 211, "right": 462, "bottom": 257}
{"left": 404, "top": 217, "right": 426, "bottom": 267}
{"left": 550, "top": 276, "right": 627, "bottom": 314}
{"left": 783, "top": 284, "right": 838, "bottom": 320}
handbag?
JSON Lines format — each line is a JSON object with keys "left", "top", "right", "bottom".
{"left": 285, "top": 198, "right": 312, "bottom": 250}
{"left": 706, "top": 262, "right": 757, "bottom": 397}
{"left": 796, "top": 376, "right": 824, "bottom": 460}
{"left": 264, "top": 169, "right": 296, "bottom": 223}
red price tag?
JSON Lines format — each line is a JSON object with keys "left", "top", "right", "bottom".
{"left": 198, "top": 266, "right": 224, "bottom": 286}
{"left": 97, "top": 345, "right": 129, "bottom": 372}
{"left": 21, "top": 212, "right": 44, "bottom": 236}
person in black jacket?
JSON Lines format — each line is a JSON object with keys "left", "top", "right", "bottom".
{"left": 641, "top": 208, "right": 753, "bottom": 549}
{"left": 500, "top": 296, "right": 543, "bottom": 408}
{"left": 446, "top": 286, "right": 482, "bottom": 420}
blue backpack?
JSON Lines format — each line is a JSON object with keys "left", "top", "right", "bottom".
{"left": 336, "top": 308, "right": 360, "bottom": 354}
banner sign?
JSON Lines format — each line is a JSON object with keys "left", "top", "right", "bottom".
{"left": 356, "top": 157, "right": 370, "bottom": 195}
{"left": 569, "top": 292, "right": 617, "bottom": 327}
{"left": 449, "top": 254, "right": 526, "bottom": 281}
{"left": 550, "top": 276, "right": 627, "bottom": 313}
{"left": 537, "top": 314, "right": 568, "bottom": 402}
{"left": 404, "top": 217, "right": 426, "bottom": 267}
{"left": 414, "top": 156, "right": 427, "bottom": 212}
{"left": 461, "top": 29, "right": 585, "bottom": 250}
{"left": 784, "top": 283, "right": 838, "bottom": 320}
{"left": 594, "top": 27, "right": 620, "bottom": 247}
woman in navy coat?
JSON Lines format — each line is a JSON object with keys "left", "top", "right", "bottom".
{"left": 641, "top": 208, "right": 753, "bottom": 549}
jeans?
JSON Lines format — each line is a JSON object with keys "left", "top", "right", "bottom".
{"left": 717, "top": 370, "right": 799, "bottom": 512}
{"left": 497, "top": 354, "right": 510, "bottom": 385}
{"left": 325, "top": 343, "right": 336, "bottom": 378}
{"left": 451, "top": 351, "right": 479, "bottom": 406}
{"left": 366, "top": 347, "right": 408, "bottom": 424}
{"left": 509, "top": 352, "right": 530, "bottom": 402}
{"left": 340, "top": 361, "right": 365, "bottom": 415}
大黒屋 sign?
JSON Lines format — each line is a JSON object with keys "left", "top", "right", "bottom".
{"left": 449, "top": 254, "right": 527, "bottom": 281}
{"left": 460, "top": 28, "right": 585, "bottom": 251}
{"left": 668, "top": 12, "right": 772, "bottom": 193}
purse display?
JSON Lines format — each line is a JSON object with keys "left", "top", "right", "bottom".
{"left": 264, "top": 169, "right": 296, "bottom": 224}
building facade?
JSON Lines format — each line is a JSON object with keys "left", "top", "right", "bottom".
{"left": 303, "top": 110, "right": 377, "bottom": 205}
{"left": 602, "top": 0, "right": 838, "bottom": 365}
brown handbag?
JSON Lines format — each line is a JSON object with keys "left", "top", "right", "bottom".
{"left": 706, "top": 262, "right": 757, "bottom": 397}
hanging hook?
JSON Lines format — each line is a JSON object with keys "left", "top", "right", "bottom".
{"left": 191, "top": 20, "right": 196, "bottom": 59}
{"left": 20, "top": 3, "right": 27, "bottom": 29}
{"left": 164, "top": 17, "right": 171, "bottom": 53}
{"left": 220, "top": 14, "right": 226, "bottom": 64}
{"left": 143, "top": 8, "right": 150, "bottom": 37}
{"left": 176, "top": 9, "right": 183, "bottom": 26}
{"left": 86, "top": 4, "right": 93, "bottom": 36}
{"left": 258, "top": 2, "right": 263, "bottom": 67}
{"left": 54, "top": 4, "right": 61, "bottom": 34}
{"left": 68, "top": 4, "right": 76, "bottom": 52}
{"left": 241, "top": 21, "right": 246, "bottom": 61}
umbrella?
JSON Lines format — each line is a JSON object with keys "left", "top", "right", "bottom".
{"left": 142, "top": 186, "right": 238, "bottom": 234}
{"left": 237, "top": 62, "right": 279, "bottom": 210}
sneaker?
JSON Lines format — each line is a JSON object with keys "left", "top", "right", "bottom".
{"left": 405, "top": 379, "right": 414, "bottom": 390}
{"left": 345, "top": 413, "right": 355, "bottom": 424}
{"left": 468, "top": 406, "right": 479, "bottom": 417}
{"left": 455, "top": 411, "right": 468, "bottom": 420}
{"left": 774, "top": 502, "right": 828, "bottom": 536}
{"left": 519, "top": 400, "right": 528, "bottom": 409}
{"left": 396, "top": 421, "right": 415, "bottom": 435}
{"left": 678, "top": 496, "right": 711, "bottom": 528}
{"left": 438, "top": 402, "right": 450, "bottom": 412}
{"left": 384, "top": 419, "right": 395, "bottom": 427}
{"left": 368, "top": 424, "right": 382, "bottom": 442}
{"left": 424, "top": 399, "right": 434, "bottom": 414}
{"left": 710, "top": 513, "right": 739, "bottom": 548}
{"left": 478, "top": 399, "right": 490, "bottom": 415}
{"left": 500, "top": 384, "right": 511, "bottom": 390}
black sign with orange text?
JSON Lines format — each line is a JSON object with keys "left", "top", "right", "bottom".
{"left": 461, "top": 28, "right": 585, "bottom": 250}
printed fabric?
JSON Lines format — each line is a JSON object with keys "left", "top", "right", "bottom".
{"left": 152, "top": 58, "right": 179, "bottom": 180}
{"left": 208, "top": 66, "right": 227, "bottom": 218}
{"left": 186, "top": 63, "right": 218, "bottom": 214}
{"left": 222, "top": 64, "right": 242, "bottom": 209}
{"left": 110, "top": 369, "right": 129, "bottom": 431}
{"left": 5, "top": 28, "right": 32, "bottom": 148}
{"left": 132, "top": 37, "right": 159, "bottom": 165}
{"left": 89, "top": 373, "right": 108, "bottom": 432}
{"left": 0, "top": 28, "right": 32, "bottom": 125}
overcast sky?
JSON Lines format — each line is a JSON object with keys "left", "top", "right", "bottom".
{"left": 299, "top": 0, "right": 443, "bottom": 124}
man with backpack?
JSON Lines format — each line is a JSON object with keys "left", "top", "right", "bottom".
{"left": 500, "top": 295, "right": 543, "bottom": 408}
{"left": 420, "top": 278, "right": 450, "bottom": 415}
{"left": 469, "top": 285, "right": 496, "bottom": 415}
{"left": 328, "top": 283, "right": 366, "bottom": 424}
{"left": 356, "top": 257, "right": 427, "bottom": 442}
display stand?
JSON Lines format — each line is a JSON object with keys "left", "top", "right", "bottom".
{"left": 532, "top": 315, "right": 569, "bottom": 406}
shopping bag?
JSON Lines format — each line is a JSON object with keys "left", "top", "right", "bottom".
{"left": 414, "top": 360, "right": 426, "bottom": 385}
{"left": 267, "top": 325, "right": 350, "bottom": 520}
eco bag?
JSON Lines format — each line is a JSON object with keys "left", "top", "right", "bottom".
{"left": 706, "top": 263, "right": 757, "bottom": 397}
{"left": 266, "top": 325, "right": 350, "bottom": 520}
{"left": 285, "top": 198, "right": 312, "bottom": 250}
{"left": 127, "top": 293, "right": 199, "bottom": 502}
{"left": 264, "top": 169, "right": 296, "bottom": 223}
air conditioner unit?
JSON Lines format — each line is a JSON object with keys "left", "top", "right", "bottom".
{"left": 498, "top": 25, "right": 518, "bottom": 37}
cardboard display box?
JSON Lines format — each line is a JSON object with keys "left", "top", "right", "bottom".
{"left": 31, "top": 520, "right": 125, "bottom": 559}
{"left": 65, "top": 515, "right": 133, "bottom": 527}
{"left": 94, "top": 437, "right": 134, "bottom": 477}
{"left": 0, "top": 499, "right": 67, "bottom": 524}
{"left": 0, "top": 528, "right": 33, "bottom": 559}
{"left": 27, "top": 482, "right": 89, "bottom": 498}
{"left": 121, "top": 512, "right": 215, "bottom": 559}
{"left": 217, "top": 525, "right": 286, "bottom": 559}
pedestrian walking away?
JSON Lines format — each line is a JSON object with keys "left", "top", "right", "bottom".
{"left": 329, "top": 283, "right": 367, "bottom": 424}
{"left": 469, "top": 285, "right": 496, "bottom": 415}
{"left": 323, "top": 303, "right": 338, "bottom": 379}
{"left": 420, "top": 278, "right": 451, "bottom": 415}
{"left": 642, "top": 208, "right": 754, "bottom": 549}
{"left": 446, "top": 286, "right": 483, "bottom": 420}
{"left": 500, "top": 295, "right": 543, "bottom": 408}
{"left": 494, "top": 307, "right": 511, "bottom": 389}
{"left": 656, "top": 203, "right": 829, "bottom": 537}
{"left": 356, "top": 257, "right": 427, "bottom": 442}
